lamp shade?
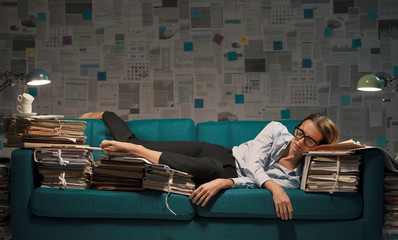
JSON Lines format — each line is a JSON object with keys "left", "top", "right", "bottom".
{"left": 26, "top": 69, "right": 51, "bottom": 86}
{"left": 357, "top": 75, "right": 383, "bottom": 92}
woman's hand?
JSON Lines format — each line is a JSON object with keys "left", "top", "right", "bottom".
{"left": 263, "top": 180, "right": 293, "bottom": 220}
{"left": 79, "top": 112, "right": 104, "bottom": 119}
{"left": 190, "top": 178, "right": 234, "bottom": 207}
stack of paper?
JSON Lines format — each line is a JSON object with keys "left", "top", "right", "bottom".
{"left": 384, "top": 173, "right": 398, "bottom": 231}
{"left": 3, "top": 117, "right": 87, "bottom": 148}
{"left": 0, "top": 158, "right": 10, "bottom": 240}
{"left": 300, "top": 152, "right": 361, "bottom": 193}
{"left": 34, "top": 147, "right": 94, "bottom": 189}
{"left": 92, "top": 155, "right": 148, "bottom": 191}
{"left": 143, "top": 165, "right": 195, "bottom": 196}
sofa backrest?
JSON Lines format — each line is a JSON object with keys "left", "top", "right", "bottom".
{"left": 196, "top": 120, "right": 301, "bottom": 149}
{"left": 80, "top": 118, "right": 301, "bottom": 149}
{"left": 81, "top": 118, "right": 196, "bottom": 147}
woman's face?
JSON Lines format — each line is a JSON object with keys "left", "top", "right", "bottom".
{"left": 291, "top": 119, "right": 324, "bottom": 154}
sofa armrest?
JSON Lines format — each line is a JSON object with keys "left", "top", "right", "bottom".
{"left": 10, "top": 149, "right": 36, "bottom": 237}
{"left": 359, "top": 148, "right": 384, "bottom": 238}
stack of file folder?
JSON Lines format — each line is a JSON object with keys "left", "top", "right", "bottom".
{"left": 143, "top": 165, "right": 195, "bottom": 196}
{"left": 92, "top": 155, "right": 147, "bottom": 191}
{"left": 34, "top": 147, "right": 94, "bottom": 189}
{"left": 300, "top": 152, "right": 361, "bottom": 193}
{"left": 0, "top": 158, "right": 11, "bottom": 240}
{"left": 3, "top": 116, "right": 87, "bottom": 148}
{"left": 383, "top": 172, "right": 398, "bottom": 232}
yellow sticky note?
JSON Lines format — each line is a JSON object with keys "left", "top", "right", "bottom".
{"left": 26, "top": 48, "right": 35, "bottom": 57}
{"left": 239, "top": 36, "right": 249, "bottom": 46}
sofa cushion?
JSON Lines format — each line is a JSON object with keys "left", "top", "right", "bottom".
{"left": 30, "top": 188, "right": 195, "bottom": 220}
{"left": 197, "top": 189, "right": 363, "bottom": 219}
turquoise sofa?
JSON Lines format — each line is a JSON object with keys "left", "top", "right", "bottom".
{"left": 10, "top": 118, "right": 384, "bottom": 240}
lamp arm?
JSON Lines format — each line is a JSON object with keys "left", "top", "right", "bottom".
{"left": 386, "top": 76, "right": 398, "bottom": 92}
{"left": 0, "top": 71, "right": 25, "bottom": 93}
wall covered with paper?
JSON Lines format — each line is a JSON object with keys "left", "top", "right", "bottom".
{"left": 0, "top": 0, "right": 397, "bottom": 156}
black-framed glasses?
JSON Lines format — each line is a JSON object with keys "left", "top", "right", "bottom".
{"left": 294, "top": 126, "right": 318, "bottom": 148}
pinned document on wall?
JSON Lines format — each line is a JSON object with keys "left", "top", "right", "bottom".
{"left": 212, "top": 33, "right": 224, "bottom": 45}
{"left": 281, "top": 109, "right": 291, "bottom": 119}
{"left": 239, "top": 36, "right": 249, "bottom": 46}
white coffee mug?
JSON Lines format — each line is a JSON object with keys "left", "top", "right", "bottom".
{"left": 17, "top": 93, "right": 34, "bottom": 104}
{"left": 17, "top": 104, "right": 32, "bottom": 113}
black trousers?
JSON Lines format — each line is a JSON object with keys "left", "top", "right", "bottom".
{"left": 102, "top": 111, "right": 238, "bottom": 185}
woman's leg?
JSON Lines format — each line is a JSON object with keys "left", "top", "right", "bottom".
{"left": 101, "top": 111, "right": 237, "bottom": 184}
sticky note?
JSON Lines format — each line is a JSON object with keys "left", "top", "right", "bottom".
{"left": 393, "top": 66, "right": 398, "bottom": 76}
{"left": 281, "top": 109, "right": 291, "bottom": 119}
{"left": 367, "top": 10, "right": 377, "bottom": 20}
{"left": 304, "top": 9, "right": 313, "bottom": 19}
{"left": 63, "top": 36, "right": 72, "bottom": 45}
{"left": 192, "top": 9, "right": 202, "bottom": 19}
{"left": 0, "top": 125, "right": 3, "bottom": 134}
{"left": 212, "top": 33, "right": 224, "bottom": 45}
{"left": 195, "top": 99, "right": 204, "bottom": 108}
{"left": 324, "top": 27, "right": 334, "bottom": 37}
{"left": 302, "top": 59, "right": 312, "bottom": 68}
{"left": 37, "top": 12, "right": 47, "bottom": 22}
{"left": 184, "top": 42, "right": 193, "bottom": 51}
{"left": 98, "top": 72, "right": 107, "bottom": 81}
{"left": 82, "top": 10, "right": 92, "bottom": 20}
{"left": 352, "top": 39, "right": 362, "bottom": 48}
{"left": 235, "top": 94, "right": 244, "bottom": 104}
{"left": 28, "top": 87, "right": 38, "bottom": 97}
{"left": 377, "top": 137, "right": 387, "bottom": 147}
{"left": 341, "top": 95, "right": 351, "bottom": 105}
{"left": 159, "top": 26, "right": 166, "bottom": 34}
{"left": 227, "top": 51, "right": 237, "bottom": 61}
{"left": 273, "top": 41, "right": 282, "bottom": 50}
{"left": 26, "top": 48, "right": 35, "bottom": 57}
{"left": 0, "top": 140, "right": 2, "bottom": 150}
{"left": 239, "top": 36, "right": 249, "bottom": 46}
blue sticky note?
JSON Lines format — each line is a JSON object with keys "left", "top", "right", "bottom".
{"left": 352, "top": 39, "right": 362, "bottom": 48}
{"left": 97, "top": 72, "right": 107, "bottom": 81}
{"left": 37, "top": 12, "right": 47, "bottom": 22}
{"left": 393, "top": 66, "right": 398, "bottom": 76}
{"left": 235, "top": 94, "right": 244, "bottom": 104}
{"left": 377, "top": 137, "right": 387, "bottom": 147}
{"left": 273, "top": 41, "right": 283, "bottom": 50}
{"left": 82, "top": 10, "right": 92, "bottom": 20}
{"left": 341, "top": 95, "right": 351, "bottom": 105}
{"left": 304, "top": 9, "right": 313, "bottom": 19}
{"left": 192, "top": 9, "right": 202, "bottom": 19}
{"left": 195, "top": 99, "right": 204, "bottom": 108}
{"left": 0, "top": 125, "right": 4, "bottom": 134}
{"left": 28, "top": 87, "right": 38, "bottom": 97}
{"left": 227, "top": 51, "right": 237, "bottom": 61}
{"left": 0, "top": 140, "right": 2, "bottom": 150}
{"left": 324, "top": 27, "right": 334, "bottom": 37}
{"left": 281, "top": 109, "right": 291, "bottom": 119}
{"left": 367, "top": 10, "right": 377, "bottom": 20}
{"left": 159, "top": 26, "right": 166, "bottom": 34}
{"left": 302, "top": 59, "right": 312, "bottom": 68}
{"left": 184, "top": 42, "right": 193, "bottom": 52}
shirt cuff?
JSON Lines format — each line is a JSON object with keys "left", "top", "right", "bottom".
{"left": 254, "top": 172, "right": 272, "bottom": 188}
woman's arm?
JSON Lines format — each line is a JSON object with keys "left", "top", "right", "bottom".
{"left": 189, "top": 178, "right": 234, "bottom": 207}
{"left": 263, "top": 180, "right": 293, "bottom": 220}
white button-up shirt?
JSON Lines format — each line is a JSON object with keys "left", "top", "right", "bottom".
{"left": 232, "top": 121, "right": 302, "bottom": 189}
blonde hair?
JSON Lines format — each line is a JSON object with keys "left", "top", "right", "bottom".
{"left": 299, "top": 114, "right": 339, "bottom": 145}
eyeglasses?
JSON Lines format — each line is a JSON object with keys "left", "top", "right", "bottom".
{"left": 294, "top": 126, "right": 318, "bottom": 148}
